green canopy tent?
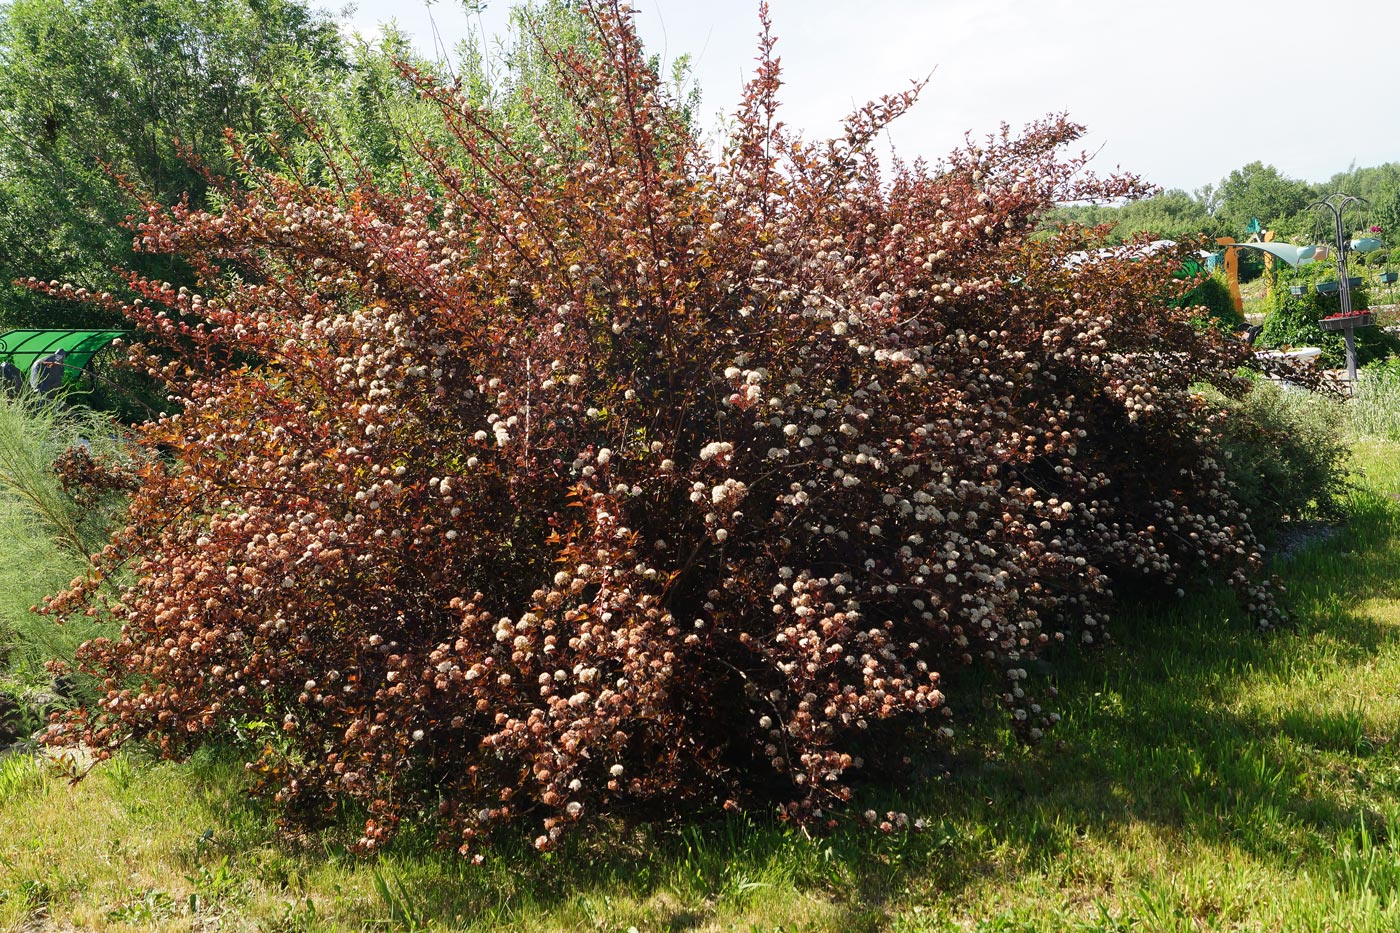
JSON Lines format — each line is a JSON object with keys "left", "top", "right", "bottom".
{"left": 0, "top": 329, "right": 127, "bottom": 388}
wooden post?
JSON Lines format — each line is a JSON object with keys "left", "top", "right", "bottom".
{"left": 1216, "top": 237, "right": 1243, "bottom": 314}
{"left": 1262, "top": 230, "right": 1275, "bottom": 301}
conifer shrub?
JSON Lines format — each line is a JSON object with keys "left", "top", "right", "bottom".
{"left": 1178, "top": 271, "right": 1244, "bottom": 330}
{"left": 40, "top": 2, "right": 1285, "bottom": 853}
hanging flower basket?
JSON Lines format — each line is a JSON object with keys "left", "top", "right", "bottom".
{"left": 1319, "top": 311, "right": 1376, "bottom": 331}
{"left": 1379, "top": 272, "right": 1398, "bottom": 285}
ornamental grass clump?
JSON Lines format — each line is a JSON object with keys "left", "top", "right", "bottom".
{"left": 40, "top": 2, "right": 1282, "bottom": 854}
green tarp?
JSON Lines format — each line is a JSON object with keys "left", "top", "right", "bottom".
{"left": 0, "top": 329, "right": 126, "bottom": 384}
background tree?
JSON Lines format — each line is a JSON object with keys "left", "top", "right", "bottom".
{"left": 0, "top": 0, "right": 346, "bottom": 328}
{"left": 1206, "top": 161, "right": 1311, "bottom": 237}
{"left": 1371, "top": 179, "right": 1400, "bottom": 240}
{"left": 1316, "top": 161, "right": 1400, "bottom": 205}
{"left": 1045, "top": 189, "right": 1222, "bottom": 243}
{"left": 0, "top": 0, "right": 669, "bottom": 332}
{"left": 1114, "top": 188, "right": 1223, "bottom": 241}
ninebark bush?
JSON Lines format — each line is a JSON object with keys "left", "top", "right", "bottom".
{"left": 41, "top": 2, "right": 1281, "bottom": 853}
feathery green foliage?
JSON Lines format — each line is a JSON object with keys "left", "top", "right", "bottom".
{"left": 0, "top": 0, "right": 346, "bottom": 329}
{"left": 0, "top": 395, "right": 125, "bottom": 684}
{"left": 1349, "top": 358, "right": 1400, "bottom": 442}
{"left": 1179, "top": 269, "right": 1245, "bottom": 329}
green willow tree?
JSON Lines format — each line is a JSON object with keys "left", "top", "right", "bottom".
{"left": 293, "top": 0, "right": 701, "bottom": 192}
{"left": 0, "top": 0, "right": 346, "bottom": 328}
{"left": 0, "top": 0, "right": 694, "bottom": 330}
{"left": 1372, "top": 180, "right": 1400, "bottom": 240}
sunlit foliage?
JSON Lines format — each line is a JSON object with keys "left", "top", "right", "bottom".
{"left": 40, "top": 2, "right": 1281, "bottom": 855}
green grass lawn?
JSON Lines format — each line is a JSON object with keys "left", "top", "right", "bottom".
{"left": 2, "top": 442, "right": 1399, "bottom": 932}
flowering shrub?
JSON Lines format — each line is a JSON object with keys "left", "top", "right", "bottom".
{"left": 41, "top": 2, "right": 1283, "bottom": 853}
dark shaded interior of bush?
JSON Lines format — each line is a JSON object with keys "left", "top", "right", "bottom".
{"left": 39, "top": 2, "right": 1288, "bottom": 854}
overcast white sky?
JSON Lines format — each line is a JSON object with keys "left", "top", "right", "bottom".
{"left": 340, "top": 1, "right": 1399, "bottom": 194}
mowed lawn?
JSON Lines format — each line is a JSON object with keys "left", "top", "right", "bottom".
{"left": 2, "top": 441, "right": 1399, "bottom": 933}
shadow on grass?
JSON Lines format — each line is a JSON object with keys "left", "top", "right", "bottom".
{"left": 60, "top": 484, "right": 1400, "bottom": 931}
